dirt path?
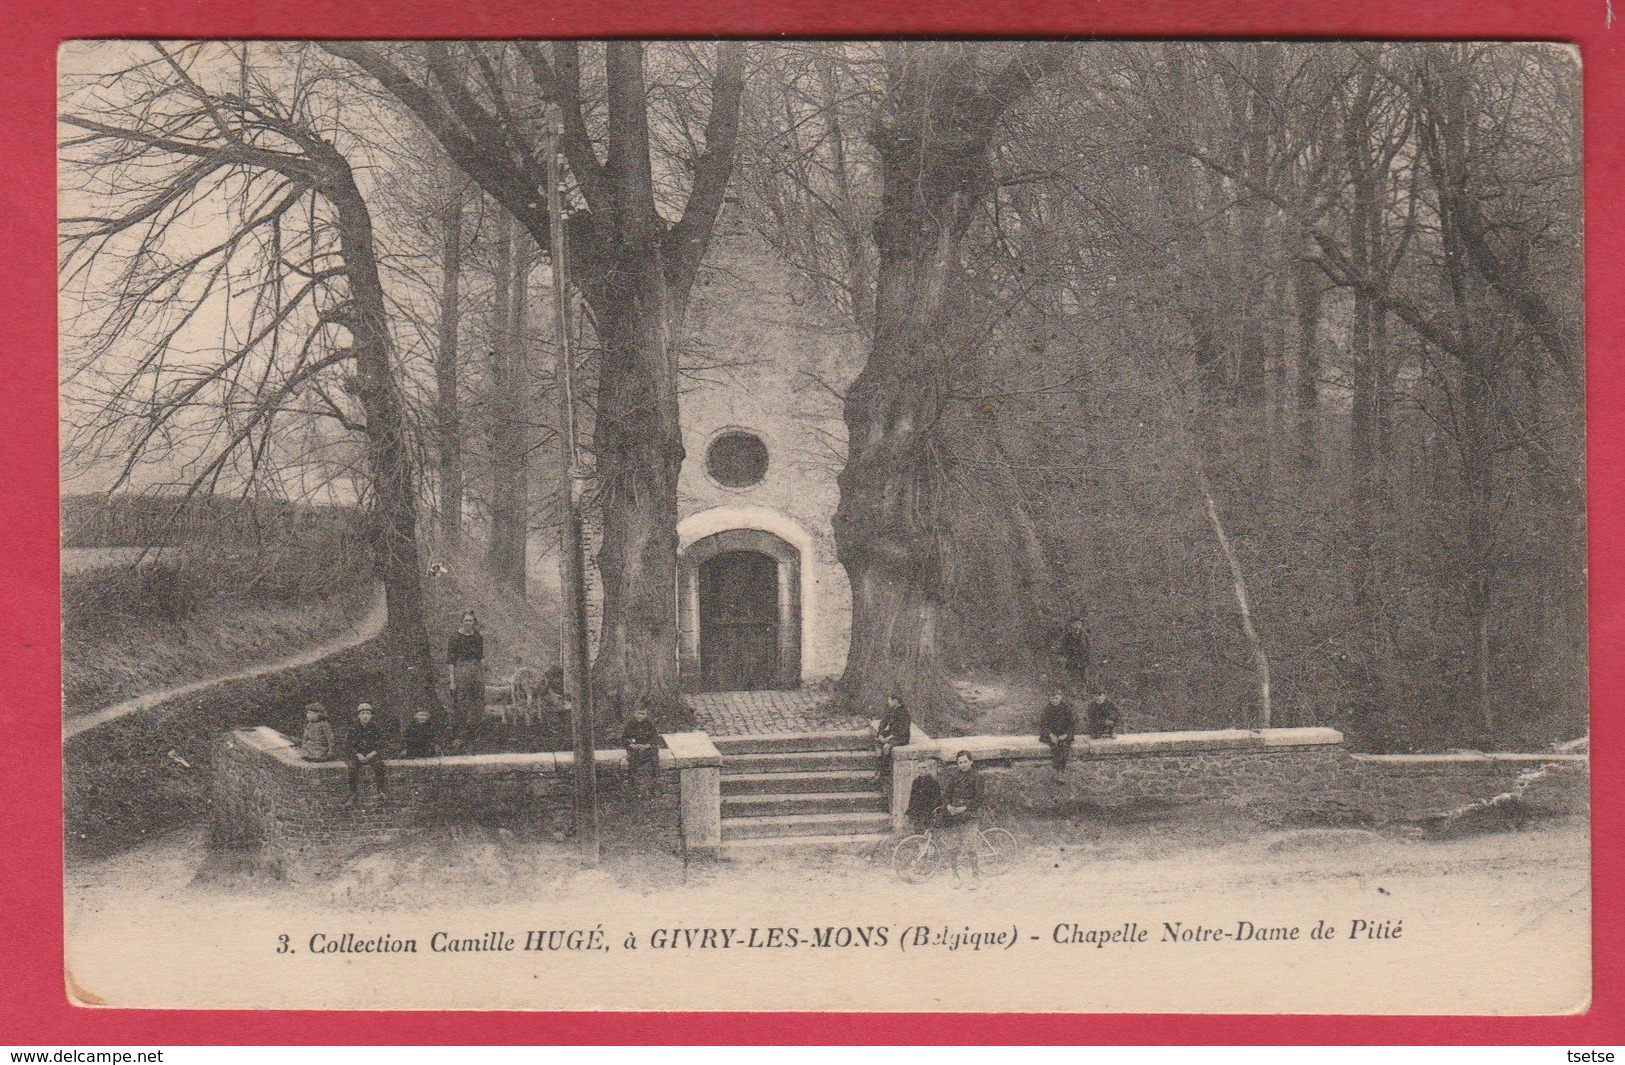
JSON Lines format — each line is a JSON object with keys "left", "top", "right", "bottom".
{"left": 61, "top": 547, "right": 186, "bottom": 574}
{"left": 62, "top": 584, "right": 387, "bottom": 742}
{"left": 63, "top": 813, "right": 1589, "bottom": 1013}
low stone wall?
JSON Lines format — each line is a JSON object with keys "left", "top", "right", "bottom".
{"left": 997, "top": 746, "right": 1348, "bottom": 816}
{"left": 1332, "top": 753, "right": 1589, "bottom": 825}
{"left": 890, "top": 727, "right": 1588, "bottom": 830}
{"left": 215, "top": 722, "right": 1588, "bottom": 877}
{"left": 211, "top": 727, "right": 716, "bottom": 878}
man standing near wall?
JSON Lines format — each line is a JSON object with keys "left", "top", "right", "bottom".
{"left": 621, "top": 704, "right": 661, "bottom": 799}
{"left": 1060, "top": 616, "right": 1091, "bottom": 689}
{"left": 447, "top": 611, "right": 485, "bottom": 744}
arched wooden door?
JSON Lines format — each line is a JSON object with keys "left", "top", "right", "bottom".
{"left": 698, "top": 550, "right": 781, "bottom": 692}
{"left": 678, "top": 527, "right": 802, "bottom": 692}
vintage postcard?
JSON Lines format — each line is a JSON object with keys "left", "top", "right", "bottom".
{"left": 58, "top": 39, "right": 1589, "bottom": 1013}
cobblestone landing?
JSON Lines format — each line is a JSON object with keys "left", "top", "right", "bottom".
{"left": 685, "top": 690, "right": 868, "bottom": 736}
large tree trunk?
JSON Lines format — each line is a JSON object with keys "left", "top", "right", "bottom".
{"left": 587, "top": 43, "right": 685, "bottom": 714}
{"left": 833, "top": 42, "right": 1065, "bottom": 715}
{"left": 507, "top": 230, "right": 536, "bottom": 589}
{"left": 589, "top": 276, "right": 684, "bottom": 713}
{"left": 1373, "top": 308, "right": 1396, "bottom": 474}
{"left": 435, "top": 190, "right": 464, "bottom": 553}
{"left": 981, "top": 412, "right": 1056, "bottom": 641}
{"left": 1458, "top": 349, "right": 1497, "bottom": 738}
{"left": 1345, "top": 68, "right": 1381, "bottom": 550}
{"left": 1267, "top": 245, "right": 1291, "bottom": 478}
{"left": 329, "top": 175, "right": 439, "bottom": 715}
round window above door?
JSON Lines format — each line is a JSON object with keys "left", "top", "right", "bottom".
{"left": 705, "top": 430, "right": 769, "bottom": 489}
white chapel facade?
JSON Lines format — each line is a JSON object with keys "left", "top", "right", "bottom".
{"left": 671, "top": 208, "right": 861, "bottom": 692}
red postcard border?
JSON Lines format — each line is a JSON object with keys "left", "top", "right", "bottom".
{"left": 3, "top": 0, "right": 1619, "bottom": 1045}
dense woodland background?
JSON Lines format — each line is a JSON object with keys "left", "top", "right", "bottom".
{"left": 59, "top": 41, "right": 1585, "bottom": 751}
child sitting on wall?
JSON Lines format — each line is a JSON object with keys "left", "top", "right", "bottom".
{"left": 298, "top": 703, "right": 335, "bottom": 762}
{"left": 345, "top": 703, "right": 390, "bottom": 802}
{"left": 400, "top": 707, "right": 441, "bottom": 759}
{"left": 1086, "top": 693, "right": 1122, "bottom": 739}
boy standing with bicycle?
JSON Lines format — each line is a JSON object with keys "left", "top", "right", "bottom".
{"left": 943, "top": 750, "right": 983, "bottom": 884}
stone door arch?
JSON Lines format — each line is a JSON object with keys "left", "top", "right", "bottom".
{"left": 679, "top": 528, "right": 801, "bottom": 691}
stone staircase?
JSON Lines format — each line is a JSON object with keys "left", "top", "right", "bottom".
{"left": 716, "top": 729, "right": 893, "bottom": 850}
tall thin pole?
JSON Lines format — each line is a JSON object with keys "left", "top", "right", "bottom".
{"left": 545, "top": 106, "right": 599, "bottom": 864}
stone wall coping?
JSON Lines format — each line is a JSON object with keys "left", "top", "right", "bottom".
{"left": 428, "top": 751, "right": 559, "bottom": 770}
{"left": 1259, "top": 726, "right": 1347, "bottom": 747}
{"left": 926, "top": 726, "right": 1344, "bottom": 762}
{"left": 714, "top": 728, "right": 865, "bottom": 745}
{"left": 232, "top": 725, "right": 318, "bottom": 767}
{"left": 557, "top": 748, "right": 668, "bottom": 770}
{"left": 227, "top": 727, "right": 702, "bottom": 773}
{"left": 1351, "top": 751, "right": 1588, "bottom": 764}
{"left": 660, "top": 730, "right": 722, "bottom": 768}
{"left": 892, "top": 724, "right": 937, "bottom": 761}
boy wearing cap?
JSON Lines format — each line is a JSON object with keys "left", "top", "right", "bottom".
{"left": 346, "top": 703, "right": 389, "bottom": 801}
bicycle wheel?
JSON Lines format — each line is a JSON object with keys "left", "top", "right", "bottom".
{"left": 893, "top": 833, "right": 941, "bottom": 883}
{"left": 974, "top": 827, "right": 1015, "bottom": 878}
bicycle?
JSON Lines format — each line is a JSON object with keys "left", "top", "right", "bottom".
{"left": 892, "top": 808, "right": 1015, "bottom": 883}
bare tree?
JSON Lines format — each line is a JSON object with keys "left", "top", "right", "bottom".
{"left": 60, "top": 41, "right": 440, "bottom": 711}
{"left": 320, "top": 41, "right": 747, "bottom": 711}
{"left": 752, "top": 41, "right": 1579, "bottom": 745}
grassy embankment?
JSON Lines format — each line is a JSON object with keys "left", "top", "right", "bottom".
{"left": 63, "top": 587, "right": 377, "bottom": 718}
{"left": 64, "top": 494, "right": 377, "bottom": 857}
{"left": 65, "top": 636, "right": 394, "bottom": 861}
{"left": 63, "top": 494, "right": 377, "bottom": 719}
{"left": 63, "top": 527, "right": 582, "bottom": 860}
